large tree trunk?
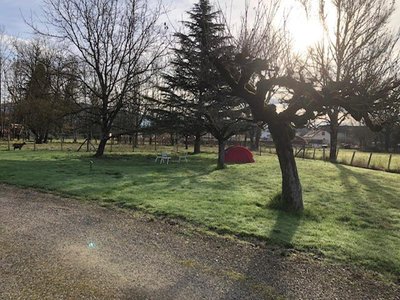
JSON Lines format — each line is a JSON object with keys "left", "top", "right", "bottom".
{"left": 269, "top": 122, "right": 303, "bottom": 211}
{"left": 217, "top": 138, "right": 225, "bottom": 169}
{"left": 194, "top": 132, "right": 201, "bottom": 154}
{"left": 95, "top": 137, "right": 108, "bottom": 157}
{"left": 329, "top": 111, "right": 339, "bottom": 162}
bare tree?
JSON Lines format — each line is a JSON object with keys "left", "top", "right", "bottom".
{"left": 32, "top": 0, "right": 167, "bottom": 156}
{"left": 8, "top": 39, "right": 78, "bottom": 143}
{"left": 214, "top": 1, "right": 307, "bottom": 210}
{"left": 214, "top": 0, "right": 400, "bottom": 211}
{"left": 306, "top": 0, "right": 400, "bottom": 161}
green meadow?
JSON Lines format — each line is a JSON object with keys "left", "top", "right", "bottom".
{"left": 0, "top": 149, "right": 399, "bottom": 281}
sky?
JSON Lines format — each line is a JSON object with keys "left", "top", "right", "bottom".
{"left": 0, "top": 0, "right": 42, "bottom": 37}
{"left": 1, "top": 0, "right": 400, "bottom": 52}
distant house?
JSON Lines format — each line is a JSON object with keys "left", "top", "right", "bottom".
{"left": 302, "top": 130, "right": 330, "bottom": 147}
{"left": 292, "top": 135, "right": 308, "bottom": 147}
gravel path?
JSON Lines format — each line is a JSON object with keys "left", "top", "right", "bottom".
{"left": 0, "top": 184, "right": 399, "bottom": 300}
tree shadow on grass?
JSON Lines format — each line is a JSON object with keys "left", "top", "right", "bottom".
{"left": 333, "top": 164, "right": 399, "bottom": 227}
{"left": 268, "top": 209, "right": 302, "bottom": 248}
{"left": 333, "top": 164, "right": 400, "bottom": 277}
{"left": 220, "top": 201, "right": 304, "bottom": 299}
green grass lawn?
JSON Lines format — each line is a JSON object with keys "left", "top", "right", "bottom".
{"left": 0, "top": 150, "right": 399, "bottom": 281}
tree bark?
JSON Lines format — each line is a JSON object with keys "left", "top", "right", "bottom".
{"left": 217, "top": 138, "right": 225, "bottom": 169}
{"left": 94, "top": 136, "right": 108, "bottom": 157}
{"left": 194, "top": 133, "right": 201, "bottom": 154}
{"left": 269, "top": 122, "right": 303, "bottom": 211}
{"left": 329, "top": 113, "right": 339, "bottom": 162}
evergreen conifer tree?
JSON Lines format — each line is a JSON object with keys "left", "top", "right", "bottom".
{"left": 160, "top": 0, "right": 251, "bottom": 168}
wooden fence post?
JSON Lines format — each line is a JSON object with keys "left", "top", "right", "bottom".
{"left": 387, "top": 154, "right": 393, "bottom": 171}
{"left": 350, "top": 151, "right": 356, "bottom": 165}
{"left": 313, "top": 148, "right": 316, "bottom": 159}
{"left": 367, "top": 153, "right": 373, "bottom": 168}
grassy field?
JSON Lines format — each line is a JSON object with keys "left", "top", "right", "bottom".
{"left": 0, "top": 149, "right": 399, "bottom": 281}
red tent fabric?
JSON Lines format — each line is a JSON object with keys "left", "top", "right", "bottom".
{"left": 224, "top": 146, "right": 255, "bottom": 164}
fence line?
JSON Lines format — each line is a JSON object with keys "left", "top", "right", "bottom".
{"left": 259, "top": 145, "right": 400, "bottom": 173}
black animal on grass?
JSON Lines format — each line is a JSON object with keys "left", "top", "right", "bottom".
{"left": 13, "top": 142, "right": 26, "bottom": 150}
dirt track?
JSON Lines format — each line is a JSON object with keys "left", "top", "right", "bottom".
{"left": 0, "top": 184, "right": 399, "bottom": 299}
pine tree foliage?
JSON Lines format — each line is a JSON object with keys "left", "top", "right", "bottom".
{"left": 159, "top": 0, "right": 251, "bottom": 165}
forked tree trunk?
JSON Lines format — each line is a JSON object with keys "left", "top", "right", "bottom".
{"left": 269, "top": 122, "right": 303, "bottom": 211}
{"left": 217, "top": 139, "right": 225, "bottom": 169}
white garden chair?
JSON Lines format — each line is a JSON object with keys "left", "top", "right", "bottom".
{"left": 155, "top": 153, "right": 163, "bottom": 163}
{"left": 159, "top": 152, "right": 171, "bottom": 164}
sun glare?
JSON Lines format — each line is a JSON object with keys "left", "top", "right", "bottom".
{"left": 284, "top": 2, "right": 325, "bottom": 53}
{"left": 288, "top": 18, "right": 324, "bottom": 53}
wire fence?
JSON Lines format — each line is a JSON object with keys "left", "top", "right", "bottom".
{"left": 260, "top": 145, "right": 400, "bottom": 173}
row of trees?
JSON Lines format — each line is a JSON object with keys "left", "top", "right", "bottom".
{"left": 0, "top": 0, "right": 399, "bottom": 211}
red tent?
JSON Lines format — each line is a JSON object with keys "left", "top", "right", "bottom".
{"left": 224, "top": 146, "right": 255, "bottom": 164}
